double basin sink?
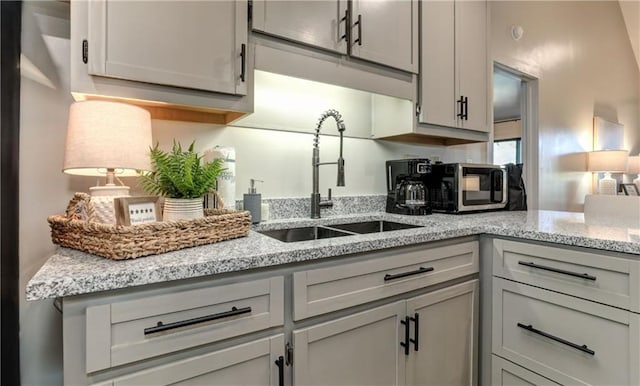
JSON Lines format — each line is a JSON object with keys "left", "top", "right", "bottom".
{"left": 259, "top": 220, "right": 423, "bottom": 243}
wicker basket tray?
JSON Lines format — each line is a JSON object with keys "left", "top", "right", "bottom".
{"left": 48, "top": 193, "right": 251, "bottom": 260}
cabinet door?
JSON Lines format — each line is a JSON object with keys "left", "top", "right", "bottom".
{"left": 406, "top": 280, "right": 478, "bottom": 386}
{"left": 252, "top": 0, "right": 348, "bottom": 54}
{"left": 293, "top": 301, "right": 406, "bottom": 386}
{"left": 419, "top": 0, "right": 456, "bottom": 127}
{"left": 456, "top": 0, "right": 488, "bottom": 132}
{"left": 101, "top": 334, "right": 285, "bottom": 386}
{"left": 88, "top": 0, "right": 247, "bottom": 95}
{"left": 350, "top": 0, "right": 419, "bottom": 73}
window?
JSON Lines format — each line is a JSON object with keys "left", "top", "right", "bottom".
{"left": 494, "top": 138, "right": 522, "bottom": 165}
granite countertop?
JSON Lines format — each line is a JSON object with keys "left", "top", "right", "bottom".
{"left": 26, "top": 210, "right": 640, "bottom": 301}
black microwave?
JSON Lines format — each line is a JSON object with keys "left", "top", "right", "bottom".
{"left": 427, "top": 163, "right": 508, "bottom": 213}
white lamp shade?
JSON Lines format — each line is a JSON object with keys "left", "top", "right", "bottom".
{"left": 587, "top": 150, "right": 628, "bottom": 173}
{"left": 63, "top": 100, "right": 152, "bottom": 176}
{"left": 627, "top": 155, "right": 640, "bottom": 174}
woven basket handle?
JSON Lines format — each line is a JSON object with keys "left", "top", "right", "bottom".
{"left": 66, "top": 192, "right": 97, "bottom": 222}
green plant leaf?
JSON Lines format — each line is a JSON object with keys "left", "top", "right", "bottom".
{"left": 138, "top": 140, "right": 226, "bottom": 199}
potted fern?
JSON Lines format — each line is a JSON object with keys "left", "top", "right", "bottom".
{"left": 140, "top": 140, "right": 225, "bottom": 221}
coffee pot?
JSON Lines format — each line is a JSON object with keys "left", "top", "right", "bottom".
{"left": 396, "top": 180, "right": 427, "bottom": 210}
{"left": 385, "top": 159, "right": 432, "bottom": 215}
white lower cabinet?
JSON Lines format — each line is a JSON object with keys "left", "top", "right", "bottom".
{"left": 490, "top": 239, "right": 640, "bottom": 386}
{"left": 294, "top": 280, "right": 479, "bottom": 386}
{"left": 293, "top": 301, "right": 407, "bottom": 386}
{"left": 63, "top": 240, "right": 479, "bottom": 385}
{"left": 406, "top": 280, "right": 478, "bottom": 386}
{"left": 96, "top": 334, "right": 285, "bottom": 386}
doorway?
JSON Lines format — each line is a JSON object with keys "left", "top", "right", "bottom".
{"left": 492, "top": 63, "right": 539, "bottom": 210}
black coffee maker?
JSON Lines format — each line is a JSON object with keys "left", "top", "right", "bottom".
{"left": 385, "top": 159, "right": 432, "bottom": 215}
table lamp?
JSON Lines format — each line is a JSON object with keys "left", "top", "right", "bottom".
{"left": 63, "top": 100, "right": 153, "bottom": 223}
{"left": 627, "top": 155, "right": 640, "bottom": 191}
{"left": 587, "top": 150, "right": 628, "bottom": 195}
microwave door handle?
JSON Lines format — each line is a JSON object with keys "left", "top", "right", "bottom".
{"left": 489, "top": 169, "right": 503, "bottom": 203}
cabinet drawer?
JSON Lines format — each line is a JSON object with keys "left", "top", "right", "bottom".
{"left": 492, "top": 355, "right": 560, "bottom": 386}
{"left": 86, "top": 276, "right": 284, "bottom": 373}
{"left": 492, "top": 278, "right": 639, "bottom": 386}
{"left": 293, "top": 241, "right": 478, "bottom": 320}
{"left": 493, "top": 239, "right": 640, "bottom": 312}
{"left": 94, "top": 334, "right": 284, "bottom": 386}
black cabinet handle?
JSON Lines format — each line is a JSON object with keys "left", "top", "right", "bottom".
{"left": 384, "top": 266, "right": 434, "bottom": 282}
{"left": 410, "top": 313, "right": 419, "bottom": 351}
{"left": 456, "top": 96, "right": 464, "bottom": 118}
{"left": 275, "top": 355, "right": 284, "bottom": 386}
{"left": 144, "top": 306, "right": 252, "bottom": 335}
{"left": 82, "top": 39, "right": 88, "bottom": 64}
{"left": 340, "top": 9, "right": 348, "bottom": 41}
{"left": 240, "top": 43, "right": 246, "bottom": 82}
{"left": 400, "top": 316, "right": 410, "bottom": 356}
{"left": 462, "top": 96, "right": 468, "bottom": 120}
{"left": 353, "top": 14, "right": 362, "bottom": 46}
{"left": 517, "top": 323, "right": 595, "bottom": 356}
{"left": 518, "top": 261, "right": 596, "bottom": 281}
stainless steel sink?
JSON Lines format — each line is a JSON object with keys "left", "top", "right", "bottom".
{"left": 328, "top": 220, "right": 423, "bottom": 234}
{"left": 259, "top": 220, "right": 423, "bottom": 242}
{"left": 258, "top": 226, "right": 353, "bottom": 243}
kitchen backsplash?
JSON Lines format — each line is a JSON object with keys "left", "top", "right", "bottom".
{"left": 236, "top": 195, "right": 386, "bottom": 220}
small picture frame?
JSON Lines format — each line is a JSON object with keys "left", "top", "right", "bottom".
{"left": 114, "top": 196, "right": 162, "bottom": 226}
{"left": 621, "top": 183, "right": 640, "bottom": 196}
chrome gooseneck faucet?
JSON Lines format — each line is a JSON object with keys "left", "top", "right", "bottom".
{"left": 311, "top": 109, "right": 346, "bottom": 219}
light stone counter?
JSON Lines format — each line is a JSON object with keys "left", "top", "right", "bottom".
{"left": 27, "top": 210, "right": 640, "bottom": 301}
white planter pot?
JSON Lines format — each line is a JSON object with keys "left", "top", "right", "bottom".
{"left": 163, "top": 197, "right": 204, "bottom": 222}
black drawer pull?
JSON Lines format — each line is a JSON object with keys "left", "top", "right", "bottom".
{"left": 144, "top": 306, "right": 252, "bottom": 335}
{"left": 400, "top": 315, "right": 410, "bottom": 356}
{"left": 517, "top": 323, "right": 595, "bottom": 356}
{"left": 275, "top": 355, "right": 284, "bottom": 386}
{"left": 518, "top": 261, "right": 596, "bottom": 281}
{"left": 384, "top": 266, "right": 434, "bottom": 282}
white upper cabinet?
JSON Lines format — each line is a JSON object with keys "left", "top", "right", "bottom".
{"left": 420, "top": 0, "right": 488, "bottom": 132}
{"left": 456, "top": 0, "right": 488, "bottom": 132}
{"left": 349, "top": 0, "right": 419, "bottom": 73}
{"left": 252, "top": 0, "right": 418, "bottom": 73}
{"left": 71, "top": 0, "right": 252, "bottom": 125}
{"left": 252, "top": 0, "right": 348, "bottom": 55}
{"left": 87, "top": 1, "right": 247, "bottom": 95}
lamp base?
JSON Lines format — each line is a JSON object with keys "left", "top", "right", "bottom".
{"left": 90, "top": 185, "right": 130, "bottom": 223}
{"left": 598, "top": 173, "right": 617, "bottom": 195}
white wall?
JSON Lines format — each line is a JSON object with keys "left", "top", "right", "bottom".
{"left": 491, "top": 1, "right": 640, "bottom": 211}
{"left": 19, "top": 2, "right": 74, "bottom": 385}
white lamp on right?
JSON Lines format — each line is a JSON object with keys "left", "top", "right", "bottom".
{"left": 627, "top": 155, "right": 640, "bottom": 192}
{"left": 587, "top": 150, "right": 629, "bottom": 195}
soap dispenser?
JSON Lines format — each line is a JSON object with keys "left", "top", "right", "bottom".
{"left": 244, "top": 179, "right": 263, "bottom": 224}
